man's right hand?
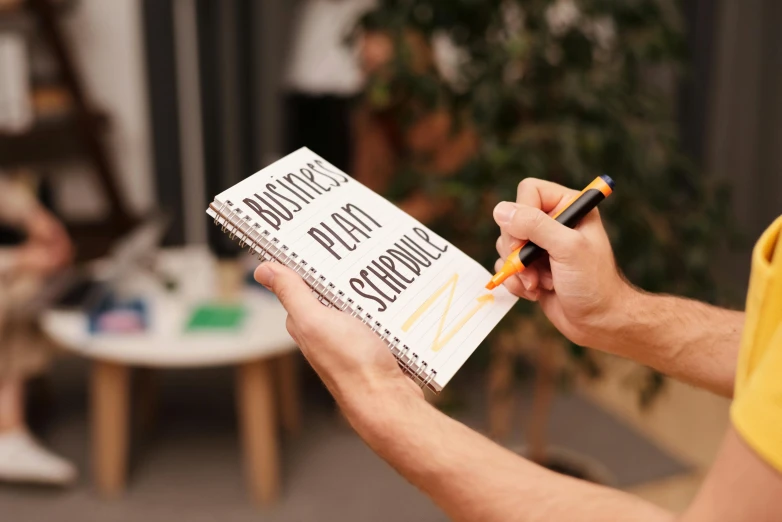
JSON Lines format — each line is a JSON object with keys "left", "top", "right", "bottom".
{"left": 494, "top": 178, "right": 635, "bottom": 350}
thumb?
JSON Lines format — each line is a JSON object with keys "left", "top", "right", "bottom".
{"left": 493, "top": 202, "right": 581, "bottom": 261}
{"left": 254, "top": 262, "right": 325, "bottom": 319}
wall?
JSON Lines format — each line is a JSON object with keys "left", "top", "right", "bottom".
{"left": 55, "top": 0, "right": 153, "bottom": 220}
{"left": 707, "top": 0, "right": 782, "bottom": 289}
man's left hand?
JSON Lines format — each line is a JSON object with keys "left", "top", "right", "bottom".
{"left": 254, "top": 262, "right": 423, "bottom": 414}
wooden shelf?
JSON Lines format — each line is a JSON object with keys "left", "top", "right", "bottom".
{"left": 1, "top": 0, "right": 136, "bottom": 236}
{"left": 0, "top": 0, "right": 74, "bottom": 16}
{"left": 0, "top": 111, "right": 109, "bottom": 169}
{"left": 67, "top": 220, "right": 138, "bottom": 262}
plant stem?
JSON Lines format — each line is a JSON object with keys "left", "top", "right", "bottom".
{"left": 527, "top": 337, "right": 556, "bottom": 466}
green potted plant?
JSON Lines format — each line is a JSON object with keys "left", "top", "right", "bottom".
{"left": 355, "top": 0, "right": 733, "bottom": 481}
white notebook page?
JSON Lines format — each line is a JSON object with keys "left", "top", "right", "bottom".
{"left": 208, "top": 148, "right": 517, "bottom": 389}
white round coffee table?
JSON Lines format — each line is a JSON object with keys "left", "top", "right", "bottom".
{"left": 42, "top": 247, "right": 299, "bottom": 505}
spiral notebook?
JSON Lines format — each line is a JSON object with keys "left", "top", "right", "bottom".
{"left": 207, "top": 148, "right": 517, "bottom": 391}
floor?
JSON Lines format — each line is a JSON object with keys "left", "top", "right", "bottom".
{"left": 0, "top": 355, "right": 715, "bottom": 521}
{"left": 580, "top": 354, "right": 731, "bottom": 512}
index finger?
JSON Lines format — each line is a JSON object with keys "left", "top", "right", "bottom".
{"left": 499, "top": 178, "right": 581, "bottom": 257}
{"left": 516, "top": 178, "right": 581, "bottom": 215}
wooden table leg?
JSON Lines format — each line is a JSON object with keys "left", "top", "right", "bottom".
{"left": 135, "top": 368, "right": 159, "bottom": 437}
{"left": 276, "top": 353, "right": 301, "bottom": 436}
{"left": 91, "top": 360, "right": 130, "bottom": 498}
{"left": 487, "top": 334, "right": 515, "bottom": 441}
{"left": 237, "top": 359, "right": 279, "bottom": 506}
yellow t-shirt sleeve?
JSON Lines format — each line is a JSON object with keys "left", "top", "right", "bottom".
{"left": 731, "top": 323, "right": 782, "bottom": 471}
{"left": 730, "top": 215, "right": 782, "bottom": 472}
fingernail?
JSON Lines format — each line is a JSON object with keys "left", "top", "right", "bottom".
{"left": 254, "top": 263, "right": 275, "bottom": 286}
{"left": 519, "top": 272, "right": 532, "bottom": 290}
{"left": 493, "top": 202, "right": 517, "bottom": 225}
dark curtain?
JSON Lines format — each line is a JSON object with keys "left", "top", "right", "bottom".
{"left": 706, "top": 0, "right": 782, "bottom": 288}
{"left": 142, "top": 0, "right": 262, "bottom": 256}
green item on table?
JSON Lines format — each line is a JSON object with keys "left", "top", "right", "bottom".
{"left": 185, "top": 303, "right": 247, "bottom": 331}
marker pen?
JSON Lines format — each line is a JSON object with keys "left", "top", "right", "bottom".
{"left": 486, "top": 175, "right": 615, "bottom": 290}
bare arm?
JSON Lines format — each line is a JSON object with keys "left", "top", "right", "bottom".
{"left": 599, "top": 292, "right": 743, "bottom": 397}
{"left": 682, "top": 427, "right": 782, "bottom": 521}
{"left": 354, "top": 390, "right": 782, "bottom": 522}
{"left": 349, "top": 378, "right": 781, "bottom": 522}
{"left": 495, "top": 178, "right": 742, "bottom": 397}
{"left": 346, "top": 381, "right": 673, "bottom": 522}
{"left": 256, "top": 263, "right": 673, "bottom": 521}
{"left": 255, "top": 262, "right": 782, "bottom": 522}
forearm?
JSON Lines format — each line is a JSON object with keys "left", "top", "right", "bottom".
{"left": 596, "top": 290, "right": 743, "bottom": 397}
{"left": 341, "top": 383, "right": 673, "bottom": 522}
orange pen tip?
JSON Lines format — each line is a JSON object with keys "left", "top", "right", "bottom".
{"left": 485, "top": 268, "right": 510, "bottom": 290}
{"left": 487, "top": 256, "right": 526, "bottom": 290}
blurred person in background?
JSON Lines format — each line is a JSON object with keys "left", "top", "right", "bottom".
{"left": 0, "top": 172, "right": 75, "bottom": 486}
{"left": 284, "top": 0, "right": 377, "bottom": 172}
{"left": 286, "top": 0, "right": 475, "bottom": 225}
{"left": 254, "top": 178, "right": 782, "bottom": 521}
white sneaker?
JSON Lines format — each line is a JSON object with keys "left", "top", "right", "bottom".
{"left": 0, "top": 429, "right": 77, "bottom": 485}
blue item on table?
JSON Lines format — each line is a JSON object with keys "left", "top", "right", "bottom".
{"left": 88, "top": 294, "right": 149, "bottom": 334}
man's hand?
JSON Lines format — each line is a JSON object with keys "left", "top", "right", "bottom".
{"left": 495, "top": 178, "right": 743, "bottom": 396}
{"left": 254, "top": 262, "right": 678, "bottom": 522}
{"left": 494, "top": 178, "right": 633, "bottom": 349}
{"left": 254, "top": 262, "right": 423, "bottom": 414}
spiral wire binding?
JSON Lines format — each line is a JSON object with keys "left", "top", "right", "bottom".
{"left": 210, "top": 199, "right": 438, "bottom": 392}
